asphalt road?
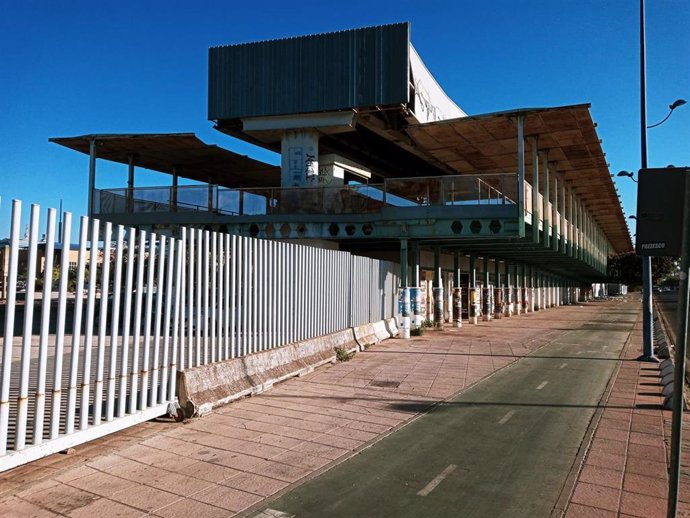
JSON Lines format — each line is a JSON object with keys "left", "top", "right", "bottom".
{"left": 249, "top": 300, "right": 638, "bottom": 518}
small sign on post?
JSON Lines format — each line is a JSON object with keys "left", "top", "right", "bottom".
{"left": 635, "top": 167, "right": 688, "bottom": 257}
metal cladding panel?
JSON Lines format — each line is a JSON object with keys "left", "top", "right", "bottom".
{"left": 208, "top": 23, "right": 410, "bottom": 120}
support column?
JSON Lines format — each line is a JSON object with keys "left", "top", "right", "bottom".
{"left": 531, "top": 138, "right": 540, "bottom": 243}
{"left": 529, "top": 265, "right": 535, "bottom": 313}
{"left": 453, "top": 251, "right": 462, "bottom": 328}
{"left": 506, "top": 263, "right": 513, "bottom": 317}
{"left": 127, "top": 154, "right": 135, "bottom": 214}
{"left": 280, "top": 130, "right": 320, "bottom": 187}
{"left": 483, "top": 256, "right": 492, "bottom": 322}
{"left": 515, "top": 264, "right": 521, "bottom": 315}
{"left": 399, "top": 239, "right": 410, "bottom": 339}
{"left": 568, "top": 185, "right": 574, "bottom": 257}
{"left": 469, "top": 255, "right": 479, "bottom": 324}
{"left": 87, "top": 139, "right": 97, "bottom": 216}
{"left": 171, "top": 166, "right": 178, "bottom": 213}
{"left": 517, "top": 115, "right": 526, "bottom": 238}
{"left": 552, "top": 169, "right": 559, "bottom": 252}
{"left": 434, "top": 247, "right": 443, "bottom": 328}
{"left": 494, "top": 260, "right": 503, "bottom": 319}
{"left": 560, "top": 180, "right": 567, "bottom": 254}
{"left": 411, "top": 242, "right": 422, "bottom": 328}
{"left": 544, "top": 156, "right": 550, "bottom": 248}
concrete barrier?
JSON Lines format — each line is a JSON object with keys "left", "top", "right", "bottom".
{"left": 353, "top": 323, "right": 379, "bottom": 349}
{"left": 178, "top": 327, "right": 359, "bottom": 416}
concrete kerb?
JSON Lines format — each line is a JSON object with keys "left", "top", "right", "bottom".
{"left": 178, "top": 320, "right": 397, "bottom": 417}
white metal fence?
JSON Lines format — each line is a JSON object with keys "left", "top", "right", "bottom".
{"left": 0, "top": 200, "right": 399, "bottom": 471}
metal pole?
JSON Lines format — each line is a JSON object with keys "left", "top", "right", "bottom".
{"left": 667, "top": 171, "right": 690, "bottom": 518}
{"left": 640, "top": 0, "right": 655, "bottom": 361}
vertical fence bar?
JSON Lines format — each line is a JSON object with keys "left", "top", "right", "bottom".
{"left": 249, "top": 238, "right": 259, "bottom": 353}
{"left": 66, "top": 217, "right": 89, "bottom": 434}
{"left": 216, "top": 233, "right": 223, "bottom": 361}
{"left": 209, "top": 232, "right": 217, "bottom": 364}
{"left": 0, "top": 201, "right": 22, "bottom": 453}
{"left": 224, "top": 234, "right": 230, "bottom": 359}
{"left": 266, "top": 240, "right": 272, "bottom": 348}
{"left": 203, "top": 231, "right": 210, "bottom": 365}
{"left": 51, "top": 211, "right": 72, "bottom": 439}
{"left": 254, "top": 239, "right": 266, "bottom": 351}
{"left": 195, "top": 229, "right": 202, "bottom": 366}
{"left": 168, "top": 232, "right": 183, "bottom": 401}
{"left": 79, "top": 218, "right": 100, "bottom": 431}
{"left": 242, "top": 236, "right": 249, "bottom": 357}
{"left": 33, "top": 208, "right": 56, "bottom": 444}
{"left": 118, "top": 228, "right": 135, "bottom": 418}
{"left": 16, "top": 204, "right": 40, "bottom": 449}
{"left": 160, "top": 238, "right": 175, "bottom": 404}
{"left": 93, "top": 222, "right": 112, "bottom": 426}
{"left": 187, "top": 229, "right": 194, "bottom": 369}
{"left": 230, "top": 235, "right": 237, "bottom": 358}
{"left": 105, "top": 225, "right": 124, "bottom": 422}
{"left": 150, "top": 235, "right": 166, "bottom": 407}
{"left": 140, "top": 233, "right": 156, "bottom": 410}
{"left": 129, "top": 231, "right": 146, "bottom": 415}
{"left": 179, "top": 229, "right": 186, "bottom": 371}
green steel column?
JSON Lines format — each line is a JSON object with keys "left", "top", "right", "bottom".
{"left": 544, "top": 157, "right": 550, "bottom": 248}
{"left": 531, "top": 138, "right": 540, "bottom": 244}
{"left": 552, "top": 171, "right": 559, "bottom": 252}
{"left": 517, "top": 115, "right": 526, "bottom": 238}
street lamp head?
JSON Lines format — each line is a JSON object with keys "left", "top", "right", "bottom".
{"left": 628, "top": 215, "right": 637, "bottom": 220}
{"left": 670, "top": 99, "right": 687, "bottom": 110}
{"left": 617, "top": 170, "right": 638, "bottom": 183}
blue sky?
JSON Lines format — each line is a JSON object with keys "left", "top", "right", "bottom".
{"left": 1, "top": 0, "right": 688, "bottom": 241}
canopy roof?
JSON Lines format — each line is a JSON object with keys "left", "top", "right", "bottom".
{"left": 50, "top": 133, "right": 280, "bottom": 188}
{"left": 404, "top": 104, "right": 632, "bottom": 253}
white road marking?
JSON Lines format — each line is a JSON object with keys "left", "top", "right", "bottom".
{"left": 498, "top": 410, "right": 516, "bottom": 425}
{"left": 417, "top": 464, "right": 458, "bottom": 496}
{"left": 559, "top": 363, "right": 568, "bottom": 369}
{"left": 536, "top": 381, "right": 549, "bottom": 390}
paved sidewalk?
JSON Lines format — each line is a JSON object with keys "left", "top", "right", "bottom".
{"left": 0, "top": 297, "right": 680, "bottom": 517}
{"left": 563, "top": 313, "right": 689, "bottom": 518}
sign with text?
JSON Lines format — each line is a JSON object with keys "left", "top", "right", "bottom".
{"left": 635, "top": 167, "right": 688, "bottom": 256}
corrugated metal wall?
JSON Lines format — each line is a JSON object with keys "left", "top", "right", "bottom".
{"left": 208, "top": 23, "right": 410, "bottom": 120}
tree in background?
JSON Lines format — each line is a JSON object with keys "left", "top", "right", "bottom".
{"left": 607, "top": 252, "right": 678, "bottom": 289}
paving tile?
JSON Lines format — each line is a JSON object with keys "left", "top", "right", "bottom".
{"left": 153, "top": 497, "right": 229, "bottom": 518}
{"left": 619, "top": 490, "right": 667, "bottom": 518}
{"left": 223, "top": 472, "right": 289, "bottom": 497}
{"left": 564, "top": 502, "right": 617, "bottom": 517}
{"left": 67, "top": 471, "right": 136, "bottom": 497}
{"left": 176, "top": 460, "right": 241, "bottom": 483}
{"left": 577, "top": 465, "right": 623, "bottom": 489}
{"left": 0, "top": 496, "right": 62, "bottom": 517}
{"left": 622, "top": 472, "right": 668, "bottom": 498}
{"left": 22, "top": 482, "right": 100, "bottom": 515}
{"left": 110, "top": 484, "right": 181, "bottom": 513}
{"left": 66, "top": 497, "right": 144, "bottom": 518}
{"left": 191, "top": 485, "right": 262, "bottom": 512}
{"left": 570, "top": 482, "right": 621, "bottom": 512}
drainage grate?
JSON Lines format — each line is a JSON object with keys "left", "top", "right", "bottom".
{"left": 370, "top": 380, "right": 401, "bottom": 388}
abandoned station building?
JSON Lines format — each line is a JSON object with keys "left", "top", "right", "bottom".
{"left": 51, "top": 22, "right": 631, "bottom": 335}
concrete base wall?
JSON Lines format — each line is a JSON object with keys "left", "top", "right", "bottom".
{"left": 178, "top": 318, "right": 399, "bottom": 417}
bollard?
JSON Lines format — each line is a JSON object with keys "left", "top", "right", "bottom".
{"left": 452, "top": 287, "right": 462, "bottom": 327}
{"left": 410, "top": 287, "right": 422, "bottom": 328}
{"left": 400, "top": 287, "right": 411, "bottom": 339}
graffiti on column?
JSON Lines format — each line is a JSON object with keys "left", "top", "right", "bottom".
{"left": 289, "top": 147, "right": 303, "bottom": 186}
{"left": 304, "top": 153, "right": 317, "bottom": 178}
